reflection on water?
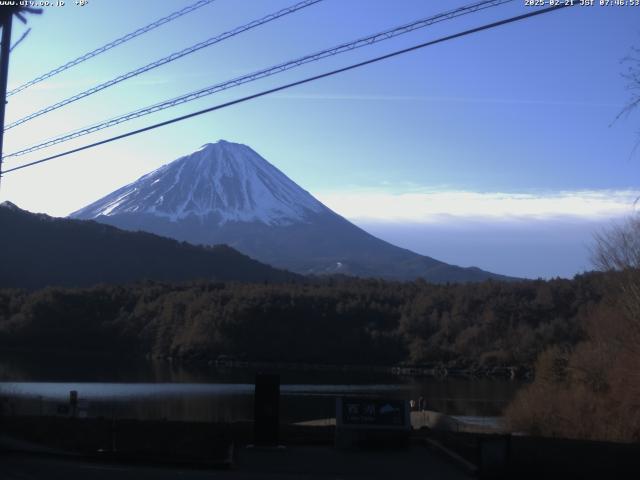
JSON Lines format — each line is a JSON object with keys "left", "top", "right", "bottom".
{"left": 1, "top": 382, "right": 414, "bottom": 400}
{"left": 0, "top": 352, "right": 523, "bottom": 423}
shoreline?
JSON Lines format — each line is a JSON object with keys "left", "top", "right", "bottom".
{"left": 0, "top": 347, "right": 533, "bottom": 380}
{"left": 196, "top": 357, "right": 532, "bottom": 380}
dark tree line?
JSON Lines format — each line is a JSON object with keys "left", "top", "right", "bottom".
{"left": 0, "top": 205, "right": 299, "bottom": 289}
{"left": 0, "top": 272, "right": 616, "bottom": 369}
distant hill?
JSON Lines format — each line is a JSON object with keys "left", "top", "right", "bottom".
{"left": 0, "top": 201, "right": 300, "bottom": 289}
{"left": 71, "top": 140, "right": 513, "bottom": 283}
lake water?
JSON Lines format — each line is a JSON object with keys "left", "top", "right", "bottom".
{"left": 0, "top": 352, "right": 523, "bottom": 424}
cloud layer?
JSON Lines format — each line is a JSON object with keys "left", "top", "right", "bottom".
{"left": 313, "top": 189, "right": 640, "bottom": 223}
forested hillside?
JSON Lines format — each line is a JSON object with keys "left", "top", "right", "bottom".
{"left": 0, "top": 273, "right": 612, "bottom": 369}
{"left": 0, "top": 202, "right": 300, "bottom": 288}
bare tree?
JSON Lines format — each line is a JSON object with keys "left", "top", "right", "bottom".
{"left": 506, "top": 220, "right": 640, "bottom": 442}
{"left": 615, "top": 46, "right": 640, "bottom": 124}
{"left": 592, "top": 215, "right": 640, "bottom": 349}
{"left": 592, "top": 216, "right": 640, "bottom": 271}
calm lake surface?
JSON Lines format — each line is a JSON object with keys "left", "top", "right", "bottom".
{"left": 0, "top": 353, "right": 523, "bottom": 423}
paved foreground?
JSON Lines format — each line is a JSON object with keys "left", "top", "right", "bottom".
{"left": 1, "top": 446, "right": 469, "bottom": 480}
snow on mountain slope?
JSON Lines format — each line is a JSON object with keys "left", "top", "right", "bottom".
{"left": 70, "top": 140, "right": 514, "bottom": 282}
{"left": 71, "top": 140, "right": 327, "bottom": 225}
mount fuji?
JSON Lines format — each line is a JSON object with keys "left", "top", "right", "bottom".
{"left": 70, "top": 140, "right": 509, "bottom": 282}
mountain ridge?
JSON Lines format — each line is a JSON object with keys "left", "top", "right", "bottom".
{"left": 0, "top": 202, "right": 300, "bottom": 289}
{"left": 70, "top": 140, "right": 514, "bottom": 283}
{"left": 71, "top": 140, "right": 326, "bottom": 225}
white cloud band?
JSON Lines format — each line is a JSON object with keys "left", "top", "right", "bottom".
{"left": 313, "top": 189, "right": 640, "bottom": 223}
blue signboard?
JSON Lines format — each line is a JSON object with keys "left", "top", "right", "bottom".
{"left": 337, "top": 397, "right": 410, "bottom": 429}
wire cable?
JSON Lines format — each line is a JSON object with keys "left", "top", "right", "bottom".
{"left": 1, "top": 3, "right": 575, "bottom": 176}
{"left": 10, "top": 27, "right": 31, "bottom": 52}
{"left": 6, "top": 0, "right": 217, "bottom": 97}
{"left": 4, "top": 0, "right": 515, "bottom": 158}
{"left": 5, "top": 0, "right": 323, "bottom": 130}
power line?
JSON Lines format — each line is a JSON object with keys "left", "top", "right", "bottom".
{"left": 2, "top": 3, "right": 574, "bottom": 176}
{"left": 10, "top": 28, "right": 31, "bottom": 52}
{"left": 5, "top": 0, "right": 323, "bottom": 131}
{"left": 4, "top": 0, "right": 515, "bottom": 159}
{"left": 6, "top": 0, "right": 217, "bottom": 98}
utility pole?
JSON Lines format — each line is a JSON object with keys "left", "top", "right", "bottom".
{"left": 0, "top": 11, "right": 12, "bottom": 185}
{"left": 0, "top": 6, "right": 41, "bottom": 186}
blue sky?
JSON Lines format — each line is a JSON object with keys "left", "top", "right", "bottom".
{"left": 0, "top": 0, "right": 639, "bottom": 278}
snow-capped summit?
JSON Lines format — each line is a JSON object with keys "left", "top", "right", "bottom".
{"left": 70, "top": 141, "right": 511, "bottom": 282}
{"left": 71, "top": 140, "right": 326, "bottom": 225}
